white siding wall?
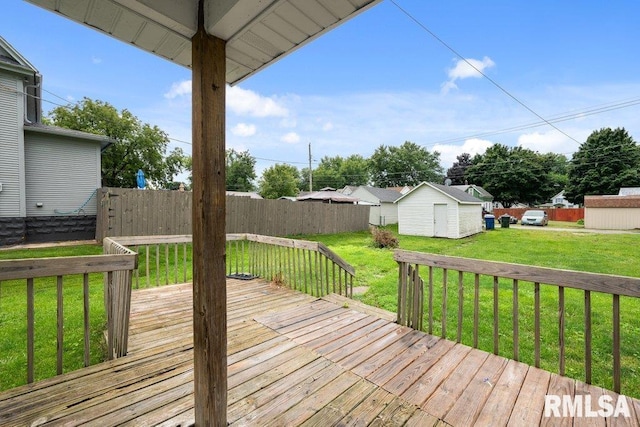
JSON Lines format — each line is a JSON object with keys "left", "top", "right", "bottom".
{"left": 368, "top": 205, "right": 382, "bottom": 225}
{"left": 458, "top": 204, "right": 483, "bottom": 238}
{"left": 25, "top": 133, "right": 101, "bottom": 216}
{"left": 379, "top": 202, "right": 398, "bottom": 225}
{"left": 585, "top": 208, "right": 640, "bottom": 230}
{"left": 0, "top": 72, "right": 26, "bottom": 217}
{"left": 399, "top": 186, "right": 456, "bottom": 237}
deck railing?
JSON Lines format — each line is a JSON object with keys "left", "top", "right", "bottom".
{"left": 114, "top": 234, "right": 355, "bottom": 298}
{"left": 395, "top": 249, "right": 640, "bottom": 394}
{"left": 0, "top": 249, "right": 137, "bottom": 383}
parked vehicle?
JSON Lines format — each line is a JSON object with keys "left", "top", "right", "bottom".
{"left": 520, "top": 210, "right": 548, "bottom": 226}
{"left": 498, "top": 214, "right": 518, "bottom": 224}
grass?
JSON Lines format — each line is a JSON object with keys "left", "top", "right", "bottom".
{"left": 294, "top": 224, "right": 640, "bottom": 398}
{"left": 1, "top": 227, "right": 639, "bottom": 398}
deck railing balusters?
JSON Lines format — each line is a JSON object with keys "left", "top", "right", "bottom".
{"left": 393, "top": 249, "right": 640, "bottom": 395}
{"left": 57, "top": 275, "right": 64, "bottom": 375}
{"left": 559, "top": 286, "right": 565, "bottom": 376}
{"left": 513, "top": 279, "right": 519, "bottom": 361}
{"left": 585, "top": 289, "right": 592, "bottom": 384}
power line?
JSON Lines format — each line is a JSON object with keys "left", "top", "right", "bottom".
{"left": 389, "top": 0, "right": 580, "bottom": 144}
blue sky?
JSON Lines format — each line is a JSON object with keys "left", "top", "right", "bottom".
{"left": 3, "top": 1, "right": 640, "bottom": 184}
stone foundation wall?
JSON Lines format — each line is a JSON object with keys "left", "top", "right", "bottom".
{"left": 0, "top": 218, "right": 26, "bottom": 246}
{"left": 25, "top": 216, "right": 96, "bottom": 243}
{"left": 0, "top": 216, "right": 96, "bottom": 246}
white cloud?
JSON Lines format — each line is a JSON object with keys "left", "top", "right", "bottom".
{"left": 164, "top": 80, "right": 192, "bottom": 99}
{"left": 91, "top": 56, "right": 102, "bottom": 64}
{"left": 442, "top": 56, "right": 495, "bottom": 93}
{"left": 227, "top": 86, "right": 289, "bottom": 118}
{"left": 322, "top": 121, "right": 334, "bottom": 131}
{"left": 281, "top": 132, "right": 300, "bottom": 144}
{"left": 434, "top": 138, "right": 494, "bottom": 168}
{"left": 518, "top": 131, "right": 577, "bottom": 154}
{"left": 231, "top": 123, "right": 257, "bottom": 137}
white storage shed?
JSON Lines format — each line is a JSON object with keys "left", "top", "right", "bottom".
{"left": 397, "top": 182, "right": 483, "bottom": 239}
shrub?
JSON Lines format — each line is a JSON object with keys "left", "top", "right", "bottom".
{"left": 577, "top": 218, "right": 585, "bottom": 225}
{"left": 371, "top": 227, "right": 399, "bottom": 249}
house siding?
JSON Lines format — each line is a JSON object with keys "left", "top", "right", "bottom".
{"left": 458, "top": 204, "right": 483, "bottom": 238}
{"left": 398, "top": 184, "right": 482, "bottom": 238}
{"left": 24, "top": 132, "right": 101, "bottom": 216}
{"left": 399, "top": 185, "right": 459, "bottom": 237}
{"left": 351, "top": 187, "right": 399, "bottom": 225}
{"left": 585, "top": 207, "right": 640, "bottom": 230}
{"left": 0, "top": 72, "right": 25, "bottom": 217}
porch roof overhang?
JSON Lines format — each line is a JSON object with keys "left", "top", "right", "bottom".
{"left": 24, "top": 0, "right": 381, "bottom": 85}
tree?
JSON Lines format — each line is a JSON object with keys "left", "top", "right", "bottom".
{"left": 259, "top": 164, "right": 300, "bottom": 199}
{"left": 48, "top": 97, "right": 187, "bottom": 188}
{"left": 566, "top": 127, "right": 640, "bottom": 204}
{"left": 369, "top": 141, "right": 443, "bottom": 187}
{"left": 466, "top": 144, "right": 558, "bottom": 207}
{"left": 226, "top": 149, "right": 256, "bottom": 192}
{"left": 446, "top": 153, "right": 473, "bottom": 185}
{"left": 300, "top": 154, "right": 370, "bottom": 191}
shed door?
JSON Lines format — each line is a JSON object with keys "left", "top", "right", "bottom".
{"left": 434, "top": 204, "right": 448, "bottom": 237}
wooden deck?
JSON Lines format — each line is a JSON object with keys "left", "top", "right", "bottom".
{"left": 1, "top": 278, "right": 639, "bottom": 426}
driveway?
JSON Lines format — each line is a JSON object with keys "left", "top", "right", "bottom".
{"left": 508, "top": 225, "right": 640, "bottom": 234}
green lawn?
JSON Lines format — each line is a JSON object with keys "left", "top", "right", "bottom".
{"left": 1, "top": 227, "right": 639, "bottom": 398}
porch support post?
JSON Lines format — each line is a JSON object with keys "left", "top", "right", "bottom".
{"left": 192, "top": 4, "right": 227, "bottom": 426}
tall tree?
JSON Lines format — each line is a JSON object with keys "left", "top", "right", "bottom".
{"left": 566, "top": 127, "right": 640, "bottom": 204}
{"left": 226, "top": 149, "right": 256, "bottom": 192}
{"left": 466, "top": 144, "right": 557, "bottom": 207}
{"left": 369, "top": 141, "right": 443, "bottom": 187}
{"left": 446, "top": 153, "right": 473, "bottom": 185}
{"left": 300, "top": 154, "right": 370, "bottom": 190}
{"left": 48, "top": 97, "right": 187, "bottom": 188}
{"left": 259, "top": 164, "right": 300, "bottom": 199}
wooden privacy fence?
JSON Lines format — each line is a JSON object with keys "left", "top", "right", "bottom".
{"left": 113, "top": 234, "right": 355, "bottom": 298}
{"left": 493, "top": 207, "right": 584, "bottom": 222}
{"left": 96, "top": 187, "right": 370, "bottom": 240}
{"left": 395, "top": 249, "right": 640, "bottom": 394}
{"left": 0, "top": 250, "right": 137, "bottom": 384}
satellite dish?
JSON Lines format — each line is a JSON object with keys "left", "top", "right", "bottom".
{"left": 444, "top": 178, "right": 452, "bottom": 186}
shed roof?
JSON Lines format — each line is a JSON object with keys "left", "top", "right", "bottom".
{"left": 397, "top": 182, "right": 483, "bottom": 204}
{"left": 25, "top": 0, "right": 381, "bottom": 85}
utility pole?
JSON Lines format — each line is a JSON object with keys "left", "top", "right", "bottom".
{"left": 308, "top": 142, "right": 313, "bottom": 192}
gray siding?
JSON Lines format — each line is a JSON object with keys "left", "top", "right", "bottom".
{"left": 24, "top": 133, "right": 101, "bottom": 216}
{"left": 0, "top": 72, "right": 25, "bottom": 217}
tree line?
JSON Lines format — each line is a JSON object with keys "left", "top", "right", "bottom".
{"left": 48, "top": 98, "right": 640, "bottom": 205}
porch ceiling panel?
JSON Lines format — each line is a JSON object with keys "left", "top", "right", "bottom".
{"left": 24, "top": 0, "right": 381, "bottom": 85}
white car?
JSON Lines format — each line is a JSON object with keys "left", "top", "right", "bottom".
{"left": 520, "top": 210, "right": 549, "bottom": 226}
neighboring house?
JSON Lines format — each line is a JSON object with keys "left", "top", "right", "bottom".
{"left": 226, "top": 191, "right": 263, "bottom": 199}
{"left": 0, "top": 36, "right": 111, "bottom": 246}
{"left": 451, "top": 184, "right": 494, "bottom": 212}
{"left": 296, "top": 190, "right": 359, "bottom": 204}
{"left": 618, "top": 187, "right": 640, "bottom": 196}
{"left": 387, "top": 186, "right": 413, "bottom": 195}
{"left": 542, "top": 190, "right": 576, "bottom": 208}
{"left": 349, "top": 186, "right": 402, "bottom": 226}
{"left": 396, "top": 182, "right": 483, "bottom": 239}
{"left": 338, "top": 185, "right": 358, "bottom": 196}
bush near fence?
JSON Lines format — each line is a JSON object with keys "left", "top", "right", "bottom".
{"left": 97, "top": 188, "right": 370, "bottom": 240}
{"left": 494, "top": 207, "right": 584, "bottom": 222}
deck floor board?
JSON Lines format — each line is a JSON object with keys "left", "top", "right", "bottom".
{"left": 1, "top": 278, "right": 638, "bottom": 426}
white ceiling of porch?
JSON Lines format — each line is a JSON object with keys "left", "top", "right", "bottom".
{"left": 24, "top": 0, "right": 381, "bottom": 85}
